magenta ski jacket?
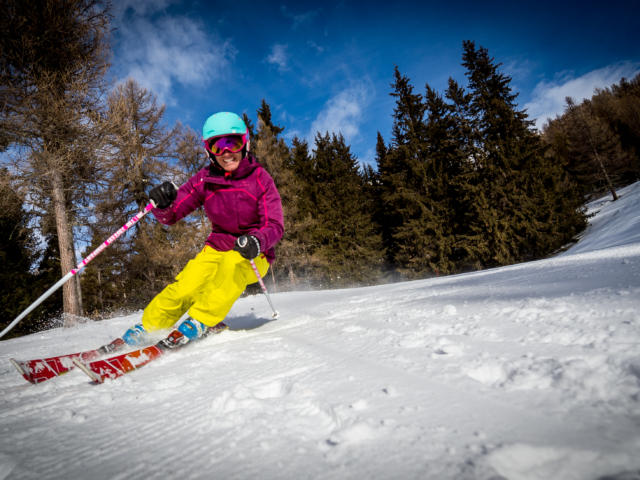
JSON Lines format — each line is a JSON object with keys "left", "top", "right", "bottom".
{"left": 152, "top": 155, "right": 284, "bottom": 263}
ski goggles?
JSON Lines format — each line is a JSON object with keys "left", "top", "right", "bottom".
{"left": 203, "top": 134, "right": 247, "bottom": 156}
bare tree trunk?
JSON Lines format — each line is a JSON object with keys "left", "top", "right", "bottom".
{"left": 592, "top": 148, "right": 619, "bottom": 201}
{"left": 50, "top": 168, "right": 82, "bottom": 325}
{"left": 575, "top": 103, "right": 619, "bottom": 201}
{"left": 288, "top": 265, "right": 297, "bottom": 287}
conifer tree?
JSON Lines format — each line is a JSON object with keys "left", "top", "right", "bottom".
{"left": 276, "top": 137, "right": 318, "bottom": 286}
{"left": 374, "top": 132, "right": 395, "bottom": 263}
{"left": 607, "top": 74, "right": 640, "bottom": 176}
{"left": 287, "top": 137, "right": 318, "bottom": 219}
{"left": 81, "top": 79, "right": 186, "bottom": 314}
{"left": 0, "top": 0, "right": 111, "bottom": 322}
{"left": 419, "top": 84, "right": 468, "bottom": 273}
{"left": 174, "top": 123, "right": 207, "bottom": 181}
{"left": 567, "top": 98, "right": 623, "bottom": 200}
{"left": 0, "top": 172, "right": 64, "bottom": 334}
{"left": 254, "top": 100, "right": 290, "bottom": 190}
{"left": 0, "top": 172, "right": 40, "bottom": 336}
{"left": 173, "top": 123, "right": 210, "bottom": 242}
{"left": 442, "top": 77, "right": 480, "bottom": 269}
{"left": 460, "top": 40, "right": 584, "bottom": 265}
{"left": 379, "top": 68, "right": 428, "bottom": 276}
{"left": 543, "top": 75, "right": 640, "bottom": 198}
{"left": 253, "top": 100, "right": 293, "bottom": 289}
{"left": 377, "top": 44, "right": 586, "bottom": 278}
{"left": 257, "top": 99, "right": 285, "bottom": 136}
{"left": 382, "top": 67, "right": 465, "bottom": 277}
{"left": 309, "top": 133, "right": 383, "bottom": 286}
{"left": 557, "top": 97, "right": 634, "bottom": 200}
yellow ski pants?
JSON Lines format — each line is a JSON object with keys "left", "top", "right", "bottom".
{"left": 141, "top": 246, "right": 269, "bottom": 331}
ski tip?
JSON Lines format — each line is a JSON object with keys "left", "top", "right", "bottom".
{"left": 9, "top": 358, "right": 25, "bottom": 375}
{"left": 72, "top": 358, "right": 103, "bottom": 384}
{"left": 10, "top": 358, "right": 35, "bottom": 384}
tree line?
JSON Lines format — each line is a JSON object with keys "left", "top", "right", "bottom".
{"left": 1, "top": 1, "right": 639, "bottom": 337}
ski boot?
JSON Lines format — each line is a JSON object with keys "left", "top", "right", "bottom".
{"left": 122, "top": 323, "right": 148, "bottom": 346}
{"left": 178, "top": 317, "right": 209, "bottom": 340}
{"left": 158, "top": 317, "right": 207, "bottom": 350}
{"left": 158, "top": 318, "right": 228, "bottom": 350}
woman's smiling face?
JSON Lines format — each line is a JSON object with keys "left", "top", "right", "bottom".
{"left": 215, "top": 150, "right": 242, "bottom": 172}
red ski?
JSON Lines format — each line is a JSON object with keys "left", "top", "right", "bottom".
{"left": 74, "top": 323, "right": 228, "bottom": 383}
{"left": 74, "top": 344, "right": 165, "bottom": 383}
{"left": 10, "top": 337, "right": 127, "bottom": 384}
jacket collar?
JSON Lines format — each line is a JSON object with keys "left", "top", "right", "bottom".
{"left": 207, "top": 155, "right": 259, "bottom": 181}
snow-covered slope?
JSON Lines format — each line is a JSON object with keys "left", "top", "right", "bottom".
{"left": 1, "top": 183, "right": 639, "bottom": 480}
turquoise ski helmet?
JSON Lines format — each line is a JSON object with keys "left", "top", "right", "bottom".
{"left": 202, "top": 112, "right": 247, "bottom": 139}
{"left": 202, "top": 112, "right": 250, "bottom": 159}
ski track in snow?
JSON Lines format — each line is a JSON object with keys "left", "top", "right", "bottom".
{"left": 1, "top": 183, "right": 640, "bottom": 479}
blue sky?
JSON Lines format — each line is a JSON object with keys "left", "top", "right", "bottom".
{"left": 110, "top": 0, "right": 640, "bottom": 167}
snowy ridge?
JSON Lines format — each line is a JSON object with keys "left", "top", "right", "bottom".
{"left": 1, "top": 182, "right": 640, "bottom": 479}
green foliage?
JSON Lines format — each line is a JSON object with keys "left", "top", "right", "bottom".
{"left": 378, "top": 42, "right": 586, "bottom": 277}
{"left": 273, "top": 136, "right": 319, "bottom": 285}
{"left": 80, "top": 79, "right": 194, "bottom": 316}
{"left": 460, "top": 41, "right": 586, "bottom": 265}
{"left": 307, "top": 133, "right": 384, "bottom": 286}
{"left": 543, "top": 74, "right": 640, "bottom": 199}
{"left": 253, "top": 101, "right": 298, "bottom": 288}
{"left": 0, "top": 176, "right": 36, "bottom": 336}
{"left": 257, "top": 99, "right": 285, "bottom": 136}
{"left": 0, "top": 172, "right": 62, "bottom": 337}
{"left": 1, "top": 0, "right": 111, "bottom": 321}
{"left": 5, "top": 20, "right": 630, "bottom": 331}
{"left": 254, "top": 101, "right": 384, "bottom": 288}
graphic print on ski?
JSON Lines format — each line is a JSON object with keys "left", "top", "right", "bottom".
{"left": 74, "top": 322, "right": 228, "bottom": 383}
{"left": 10, "top": 337, "right": 128, "bottom": 384}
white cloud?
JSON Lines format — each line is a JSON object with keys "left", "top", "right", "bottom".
{"left": 308, "top": 83, "right": 370, "bottom": 144}
{"left": 524, "top": 62, "right": 640, "bottom": 130}
{"left": 114, "top": 12, "right": 236, "bottom": 104}
{"left": 111, "top": 0, "right": 175, "bottom": 18}
{"left": 307, "top": 40, "right": 325, "bottom": 54}
{"left": 280, "top": 6, "right": 320, "bottom": 30}
{"left": 266, "top": 44, "right": 289, "bottom": 71}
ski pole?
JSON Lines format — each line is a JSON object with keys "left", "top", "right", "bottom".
{"left": 249, "top": 259, "right": 279, "bottom": 319}
{"left": 0, "top": 203, "right": 156, "bottom": 340}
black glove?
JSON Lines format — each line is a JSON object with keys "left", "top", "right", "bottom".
{"left": 149, "top": 181, "right": 177, "bottom": 209}
{"left": 234, "top": 235, "right": 261, "bottom": 259}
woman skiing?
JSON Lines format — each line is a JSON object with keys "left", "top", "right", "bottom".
{"left": 122, "top": 111, "right": 284, "bottom": 347}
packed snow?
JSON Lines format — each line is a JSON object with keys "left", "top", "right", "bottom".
{"left": 1, "top": 183, "right": 640, "bottom": 480}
